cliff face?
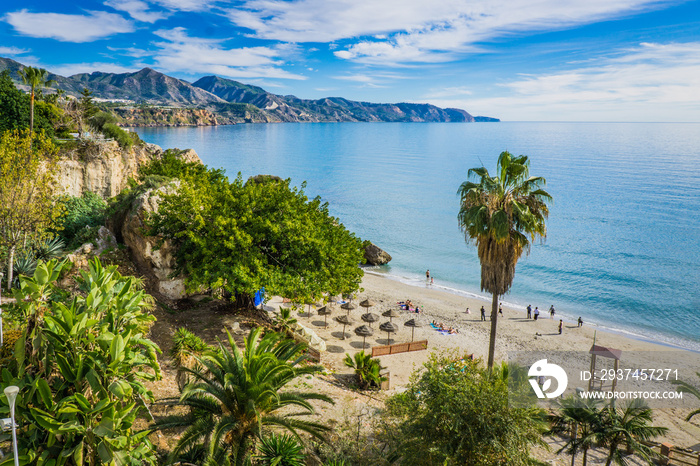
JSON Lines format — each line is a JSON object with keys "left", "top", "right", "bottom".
{"left": 55, "top": 141, "right": 202, "bottom": 199}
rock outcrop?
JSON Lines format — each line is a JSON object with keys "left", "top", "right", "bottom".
{"left": 120, "top": 182, "right": 187, "bottom": 300}
{"left": 56, "top": 142, "right": 201, "bottom": 199}
{"left": 364, "top": 242, "right": 392, "bottom": 265}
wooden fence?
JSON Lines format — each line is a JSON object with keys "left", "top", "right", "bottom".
{"left": 371, "top": 340, "right": 428, "bottom": 357}
{"left": 643, "top": 441, "right": 700, "bottom": 466}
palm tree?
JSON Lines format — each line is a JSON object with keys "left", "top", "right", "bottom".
{"left": 671, "top": 371, "right": 700, "bottom": 421}
{"left": 344, "top": 351, "right": 385, "bottom": 389}
{"left": 18, "top": 66, "right": 55, "bottom": 136}
{"left": 157, "top": 327, "right": 333, "bottom": 466}
{"left": 457, "top": 151, "right": 551, "bottom": 369}
{"left": 599, "top": 399, "right": 667, "bottom": 466}
{"left": 549, "top": 396, "right": 605, "bottom": 466}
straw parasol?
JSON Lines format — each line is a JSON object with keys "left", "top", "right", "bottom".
{"left": 336, "top": 315, "right": 353, "bottom": 340}
{"left": 354, "top": 325, "right": 374, "bottom": 349}
{"left": 382, "top": 309, "right": 401, "bottom": 322}
{"left": 340, "top": 302, "right": 356, "bottom": 316}
{"left": 359, "top": 298, "right": 375, "bottom": 314}
{"left": 317, "top": 306, "right": 332, "bottom": 327}
{"left": 379, "top": 321, "right": 399, "bottom": 345}
{"left": 404, "top": 319, "right": 422, "bottom": 342}
{"left": 361, "top": 312, "right": 379, "bottom": 328}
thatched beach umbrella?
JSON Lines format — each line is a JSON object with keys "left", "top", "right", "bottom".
{"left": 340, "top": 302, "right": 356, "bottom": 316}
{"left": 382, "top": 309, "right": 401, "bottom": 323}
{"left": 361, "top": 312, "right": 380, "bottom": 328}
{"left": 379, "top": 321, "right": 399, "bottom": 345}
{"left": 359, "top": 298, "right": 375, "bottom": 314}
{"left": 336, "top": 315, "right": 353, "bottom": 340}
{"left": 404, "top": 319, "right": 422, "bottom": 342}
{"left": 317, "top": 306, "right": 332, "bottom": 327}
{"left": 354, "top": 325, "right": 374, "bottom": 349}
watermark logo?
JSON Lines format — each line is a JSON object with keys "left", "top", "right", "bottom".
{"left": 528, "top": 359, "right": 568, "bottom": 399}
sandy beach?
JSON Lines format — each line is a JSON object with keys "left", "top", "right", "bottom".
{"left": 268, "top": 271, "right": 700, "bottom": 452}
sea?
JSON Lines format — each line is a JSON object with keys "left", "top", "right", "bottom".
{"left": 135, "top": 122, "right": 700, "bottom": 352}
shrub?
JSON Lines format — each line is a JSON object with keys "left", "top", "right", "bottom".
{"left": 56, "top": 192, "right": 107, "bottom": 247}
{"left": 89, "top": 110, "right": 117, "bottom": 131}
{"left": 102, "top": 122, "right": 134, "bottom": 149}
{"left": 255, "top": 433, "right": 306, "bottom": 466}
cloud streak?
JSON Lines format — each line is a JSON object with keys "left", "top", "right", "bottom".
{"left": 425, "top": 42, "right": 700, "bottom": 121}
{"left": 229, "top": 0, "right": 676, "bottom": 64}
{"left": 4, "top": 9, "right": 134, "bottom": 42}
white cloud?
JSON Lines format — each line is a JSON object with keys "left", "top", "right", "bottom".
{"left": 4, "top": 10, "right": 134, "bottom": 42}
{"left": 152, "top": 28, "right": 307, "bottom": 80}
{"left": 151, "top": 0, "right": 213, "bottom": 12}
{"left": 0, "top": 46, "right": 30, "bottom": 56}
{"left": 228, "top": 0, "right": 675, "bottom": 64}
{"left": 423, "top": 86, "right": 473, "bottom": 99}
{"left": 425, "top": 42, "right": 700, "bottom": 121}
{"left": 49, "top": 62, "right": 140, "bottom": 76}
{"left": 105, "top": 0, "right": 168, "bottom": 22}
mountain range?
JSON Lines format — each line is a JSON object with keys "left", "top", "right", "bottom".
{"left": 0, "top": 57, "right": 499, "bottom": 123}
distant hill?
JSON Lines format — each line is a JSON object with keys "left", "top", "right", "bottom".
{"left": 0, "top": 57, "right": 499, "bottom": 123}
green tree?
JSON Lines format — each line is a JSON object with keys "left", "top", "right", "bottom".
{"left": 18, "top": 66, "right": 55, "bottom": 137}
{"left": 386, "top": 354, "right": 547, "bottom": 465}
{"left": 0, "top": 70, "right": 29, "bottom": 132}
{"left": 0, "top": 259, "right": 161, "bottom": 465}
{"left": 0, "top": 130, "right": 63, "bottom": 289}
{"left": 157, "top": 327, "right": 333, "bottom": 466}
{"left": 599, "top": 400, "right": 667, "bottom": 466}
{"left": 671, "top": 372, "right": 700, "bottom": 422}
{"left": 344, "top": 351, "right": 385, "bottom": 389}
{"left": 549, "top": 396, "right": 605, "bottom": 466}
{"left": 55, "top": 192, "right": 108, "bottom": 247}
{"left": 457, "top": 151, "right": 551, "bottom": 369}
{"left": 145, "top": 154, "right": 364, "bottom": 306}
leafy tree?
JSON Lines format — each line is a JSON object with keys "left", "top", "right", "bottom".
{"left": 18, "top": 66, "right": 55, "bottom": 137}
{"left": 0, "top": 259, "right": 161, "bottom": 465}
{"left": 386, "top": 354, "right": 547, "bottom": 465}
{"left": 79, "top": 88, "right": 98, "bottom": 120}
{"left": 146, "top": 154, "right": 364, "bottom": 306}
{"left": 156, "top": 327, "right": 333, "bottom": 466}
{"left": 549, "top": 396, "right": 605, "bottom": 466}
{"left": 0, "top": 70, "right": 29, "bottom": 132}
{"left": 344, "top": 351, "right": 384, "bottom": 389}
{"left": 0, "top": 130, "right": 63, "bottom": 289}
{"left": 671, "top": 371, "right": 700, "bottom": 422}
{"left": 457, "top": 151, "right": 551, "bottom": 369}
{"left": 599, "top": 399, "right": 667, "bottom": 466}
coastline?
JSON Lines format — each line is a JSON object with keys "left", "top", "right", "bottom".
{"left": 363, "top": 266, "right": 700, "bottom": 354}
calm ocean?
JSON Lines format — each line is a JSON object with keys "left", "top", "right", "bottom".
{"left": 135, "top": 122, "right": 700, "bottom": 351}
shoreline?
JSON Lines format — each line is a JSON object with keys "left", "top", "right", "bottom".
{"left": 362, "top": 266, "right": 700, "bottom": 354}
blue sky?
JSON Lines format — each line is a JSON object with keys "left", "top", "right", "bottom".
{"left": 1, "top": 0, "right": 699, "bottom": 121}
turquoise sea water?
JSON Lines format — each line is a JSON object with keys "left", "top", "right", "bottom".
{"left": 135, "top": 122, "right": 700, "bottom": 351}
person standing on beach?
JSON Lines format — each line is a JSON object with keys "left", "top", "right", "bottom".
{"left": 430, "top": 277, "right": 434, "bottom": 285}
{"left": 499, "top": 303, "right": 503, "bottom": 316}
{"left": 558, "top": 319, "right": 563, "bottom": 334}
{"left": 550, "top": 305, "right": 555, "bottom": 318}
{"left": 533, "top": 307, "right": 540, "bottom": 320}
{"left": 480, "top": 306, "right": 486, "bottom": 321}
{"left": 578, "top": 317, "right": 583, "bottom": 327}
{"left": 426, "top": 269, "right": 430, "bottom": 281}
{"left": 527, "top": 305, "right": 532, "bottom": 319}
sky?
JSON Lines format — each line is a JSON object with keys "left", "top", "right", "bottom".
{"left": 1, "top": 0, "right": 699, "bottom": 121}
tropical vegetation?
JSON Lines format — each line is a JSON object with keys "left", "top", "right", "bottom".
{"left": 18, "top": 66, "right": 55, "bottom": 138}
{"left": 343, "top": 351, "right": 384, "bottom": 389}
{"left": 671, "top": 371, "right": 700, "bottom": 422}
{"left": 457, "top": 151, "right": 552, "bottom": 369}
{"left": 156, "top": 327, "right": 333, "bottom": 466}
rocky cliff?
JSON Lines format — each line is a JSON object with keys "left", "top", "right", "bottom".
{"left": 55, "top": 140, "right": 201, "bottom": 198}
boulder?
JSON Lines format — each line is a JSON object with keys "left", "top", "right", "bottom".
{"left": 121, "top": 182, "right": 187, "bottom": 299}
{"left": 364, "top": 242, "right": 392, "bottom": 265}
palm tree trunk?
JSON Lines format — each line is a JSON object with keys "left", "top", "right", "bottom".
{"left": 487, "top": 292, "right": 499, "bottom": 370}
{"left": 29, "top": 90, "right": 35, "bottom": 137}
{"left": 235, "top": 436, "right": 250, "bottom": 466}
{"left": 604, "top": 444, "right": 616, "bottom": 466}
{"left": 570, "top": 423, "right": 578, "bottom": 466}
{"left": 582, "top": 447, "right": 588, "bottom": 466}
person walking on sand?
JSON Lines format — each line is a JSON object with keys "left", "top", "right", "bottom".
{"left": 558, "top": 319, "right": 563, "bottom": 334}
{"left": 480, "top": 306, "right": 486, "bottom": 321}
{"left": 499, "top": 303, "right": 503, "bottom": 316}
{"left": 533, "top": 307, "right": 540, "bottom": 320}
{"left": 578, "top": 317, "right": 583, "bottom": 327}
{"left": 550, "top": 305, "right": 555, "bottom": 318}
{"left": 527, "top": 304, "right": 532, "bottom": 319}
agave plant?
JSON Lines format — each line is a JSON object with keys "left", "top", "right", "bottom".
{"left": 33, "top": 236, "right": 66, "bottom": 262}
{"left": 12, "top": 253, "right": 38, "bottom": 284}
{"left": 255, "top": 433, "right": 306, "bottom": 466}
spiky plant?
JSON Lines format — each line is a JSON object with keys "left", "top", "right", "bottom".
{"left": 33, "top": 236, "right": 65, "bottom": 262}
{"left": 344, "top": 351, "right": 385, "bottom": 389}
{"left": 671, "top": 372, "right": 700, "bottom": 422}
{"left": 255, "top": 433, "right": 306, "bottom": 466}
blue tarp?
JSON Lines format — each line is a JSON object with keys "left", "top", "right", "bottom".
{"left": 254, "top": 288, "right": 265, "bottom": 307}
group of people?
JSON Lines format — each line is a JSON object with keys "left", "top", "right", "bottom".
{"left": 398, "top": 299, "right": 422, "bottom": 313}
{"left": 432, "top": 320, "right": 459, "bottom": 334}
{"left": 525, "top": 304, "right": 585, "bottom": 334}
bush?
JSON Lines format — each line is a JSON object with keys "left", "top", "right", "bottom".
{"left": 102, "top": 122, "right": 134, "bottom": 149}
{"left": 89, "top": 110, "right": 117, "bottom": 131}
{"left": 56, "top": 192, "right": 107, "bottom": 247}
